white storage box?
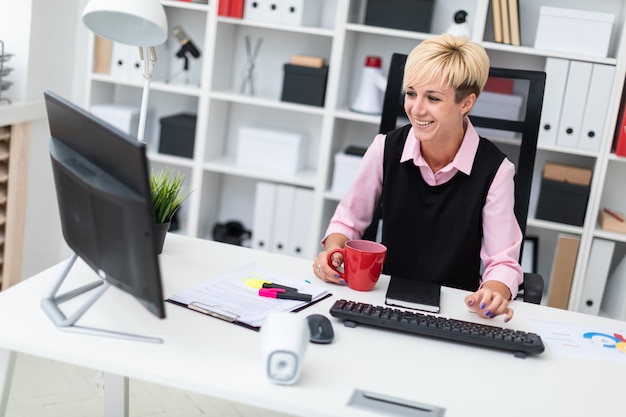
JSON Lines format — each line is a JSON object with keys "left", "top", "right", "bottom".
{"left": 236, "top": 126, "right": 306, "bottom": 175}
{"left": 281, "top": 0, "right": 320, "bottom": 26}
{"left": 109, "top": 42, "right": 170, "bottom": 81}
{"left": 534, "top": 6, "right": 614, "bottom": 58}
{"left": 331, "top": 152, "right": 363, "bottom": 196}
{"left": 90, "top": 103, "right": 140, "bottom": 136}
{"left": 244, "top": 0, "right": 319, "bottom": 26}
{"left": 470, "top": 91, "right": 523, "bottom": 139}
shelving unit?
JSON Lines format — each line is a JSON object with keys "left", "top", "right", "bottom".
{"left": 0, "top": 99, "right": 41, "bottom": 289}
{"left": 0, "top": 126, "right": 7, "bottom": 284}
{"left": 82, "top": 0, "right": 626, "bottom": 317}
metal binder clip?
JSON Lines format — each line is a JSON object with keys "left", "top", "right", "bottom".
{"left": 188, "top": 302, "right": 239, "bottom": 323}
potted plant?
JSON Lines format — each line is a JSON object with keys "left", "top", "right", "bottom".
{"left": 150, "top": 168, "right": 191, "bottom": 253}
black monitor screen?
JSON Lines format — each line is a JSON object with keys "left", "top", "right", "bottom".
{"left": 44, "top": 91, "right": 165, "bottom": 320}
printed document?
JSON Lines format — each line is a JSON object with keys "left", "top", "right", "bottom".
{"left": 168, "top": 262, "right": 328, "bottom": 327}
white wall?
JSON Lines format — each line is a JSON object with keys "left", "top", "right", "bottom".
{"left": 0, "top": 1, "right": 33, "bottom": 101}
{"left": 0, "top": 0, "right": 87, "bottom": 278}
{"left": 0, "top": 0, "right": 83, "bottom": 101}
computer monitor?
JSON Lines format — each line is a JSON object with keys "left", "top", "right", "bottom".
{"left": 41, "top": 91, "right": 165, "bottom": 343}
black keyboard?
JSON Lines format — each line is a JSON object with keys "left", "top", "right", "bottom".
{"left": 329, "top": 299, "right": 545, "bottom": 357}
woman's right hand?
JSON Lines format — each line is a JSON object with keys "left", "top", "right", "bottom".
{"left": 313, "top": 233, "right": 351, "bottom": 285}
{"left": 312, "top": 249, "right": 346, "bottom": 285}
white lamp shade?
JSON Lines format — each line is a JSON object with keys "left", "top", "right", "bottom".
{"left": 82, "top": 0, "right": 168, "bottom": 46}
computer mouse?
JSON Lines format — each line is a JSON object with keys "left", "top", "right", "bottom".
{"left": 306, "top": 314, "right": 334, "bottom": 344}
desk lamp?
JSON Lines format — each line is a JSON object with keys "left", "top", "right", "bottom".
{"left": 82, "top": 0, "right": 168, "bottom": 143}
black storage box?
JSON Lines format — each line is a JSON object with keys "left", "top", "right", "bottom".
{"left": 535, "top": 162, "right": 592, "bottom": 226}
{"left": 364, "top": 0, "right": 435, "bottom": 33}
{"left": 158, "top": 113, "right": 197, "bottom": 158}
{"left": 536, "top": 180, "right": 590, "bottom": 226}
{"left": 281, "top": 64, "right": 328, "bottom": 107}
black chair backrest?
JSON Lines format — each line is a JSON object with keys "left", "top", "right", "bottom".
{"left": 375, "top": 52, "right": 546, "bottom": 239}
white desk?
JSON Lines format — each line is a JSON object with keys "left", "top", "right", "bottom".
{"left": 0, "top": 234, "right": 624, "bottom": 417}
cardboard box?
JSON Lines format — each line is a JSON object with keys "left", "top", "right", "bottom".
{"left": 364, "top": 0, "right": 434, "bottom": 33}
{"left": 542, "top": 162, "right": 592, "bottom": 186}
{"left": 281, "top": 64, "right": 328, "bottom": 107}
{"left": 236, "top": 126, "right": 306, "bottom": 174}
{"left": 536, "top": 162, "right": 592, "bottom": 226}
{"left": 599, "top": 209, "right": 626, "bottom": 234}
{"left": 331, "top": 152, "right": 363, "bottom": 196}
{"left": 534, "top": 6, "right": 614, "bottom": 58}
{"left": 159, "top": 113, "right": 197, "bottom": 158}
{"left": 546, "top": 234, "right": 580, "bottom": 309}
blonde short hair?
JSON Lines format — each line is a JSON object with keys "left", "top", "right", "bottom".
{"left": 403, "top": 34, "right": 490, "bottom": 102}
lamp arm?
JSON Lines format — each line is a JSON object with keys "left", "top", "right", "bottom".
{"left": 137, "top": 46, "right": 156, "bottom": 143}
{"left": 137, "top": 74, "right": 151, "bottom": 143}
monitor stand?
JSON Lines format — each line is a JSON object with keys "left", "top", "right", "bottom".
{"left": 40, "top": 253, "right": 163, "bottom": 344}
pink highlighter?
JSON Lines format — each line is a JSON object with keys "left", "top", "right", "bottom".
{"left": 258, "top": 288, "right": 312, "bottom": 302}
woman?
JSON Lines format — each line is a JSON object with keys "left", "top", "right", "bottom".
{"left": 313, "top": 34, "right": 522, "bottom": 322}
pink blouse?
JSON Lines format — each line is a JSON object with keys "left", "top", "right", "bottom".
{"left": 325, "top": 119, "right": 523, "bottom": 298}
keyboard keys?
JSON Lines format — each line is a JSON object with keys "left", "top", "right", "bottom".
{"left": 329, "top": 299, "right": 544, "bottom": 356}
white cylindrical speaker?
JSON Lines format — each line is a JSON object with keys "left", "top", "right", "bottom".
{"left": 260, "top": 312, "right": 309, "bottom": 385}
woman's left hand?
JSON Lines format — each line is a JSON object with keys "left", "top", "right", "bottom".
{"left": 464, "top": 284, "right": 514, "bottom": 322}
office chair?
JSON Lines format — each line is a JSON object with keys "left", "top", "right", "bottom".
{"left": 364, "top": 53, "right": 546, "bottom": 304}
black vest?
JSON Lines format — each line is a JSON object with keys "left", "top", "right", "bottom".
{"left": 381, "top": 124, "right": 506, "bottom": 291}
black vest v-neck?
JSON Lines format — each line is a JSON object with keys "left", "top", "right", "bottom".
{"left": 380, "top": 124, "right": 506, "bottom": 291}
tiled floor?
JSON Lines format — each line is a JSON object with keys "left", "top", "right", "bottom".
{"left": 5, "top": 353, "right": 291, "bottom": 417}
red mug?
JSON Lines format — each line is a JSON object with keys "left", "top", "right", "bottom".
{"left": 327, "top": 240, "right": 387, "bottom": 291}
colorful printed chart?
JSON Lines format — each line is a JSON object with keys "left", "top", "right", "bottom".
{"left": 530, "top": 320, "right": 626, "bottom": 362}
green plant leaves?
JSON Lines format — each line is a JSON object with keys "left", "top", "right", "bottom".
{"left": 150, "top": 168, "right": 191, "bottom": 224}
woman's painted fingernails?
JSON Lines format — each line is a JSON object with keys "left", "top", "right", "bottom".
{"left": 479, "top": 302, "right": 486, "bottom": 309}
{"left": 339, "top": 279, "right": 347, "bottom": 286}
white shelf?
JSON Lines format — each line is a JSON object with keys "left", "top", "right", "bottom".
{"left": 147, "top": 152, "right": 195, "bottom": 168}
{"left": 481, "top": 41, "right": 619, "bottom": 65}
{"left": 210, "top": 90, "right": 327, "bottom": 115}
{"left": 344, "top": 23, "right": 432, "bottom": 41}
{"left": 84, "top": 0, "right": 626, "bottom": 318}
{"left": 607, "top": 153, "right": 626, "bottom": 163}
{"left": 527, "top": 218, "right": 584, "bottom": 235}
{"left": 203, "top": 156, "right": 317, "bottom": 188}
{"left": 0, "top": 99, "right": 46, "bottom": 126}
{"left": 537, "top": 142, "right": 602, "bottom": 157}
{"left": 219, "top": 17, "right": 337, "bottom": 37}
{"left": 161, "top": 0, "right": 208, "bottom": 12}
{"left": 90, "top": 69, "right": 203, "bottom": 98}
{"left": 333, "top": 108, "right": 380, "bottom": 124}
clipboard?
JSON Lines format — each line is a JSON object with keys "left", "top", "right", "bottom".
{"left": 166, "top": 293, "right": 333, "bottom": 331}
{"left": 165, "top": 262, "right": 332, "bottom": 330}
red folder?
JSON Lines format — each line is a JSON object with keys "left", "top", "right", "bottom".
{"left": 218, "top": 0, "right": 231, "bottom": 17}
{"left": 484, "top": 77, "right": 514, "bottom": 94}
{"left": 230, "top": 0, "right": 244, "bottom": 18}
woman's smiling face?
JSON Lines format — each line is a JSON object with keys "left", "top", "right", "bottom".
{"left": 403, "top": 77, "right": 475, "bottom": 144}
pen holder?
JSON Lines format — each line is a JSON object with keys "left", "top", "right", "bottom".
{"left": 260, "top": 312, "right": 309, "bottom": 385}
